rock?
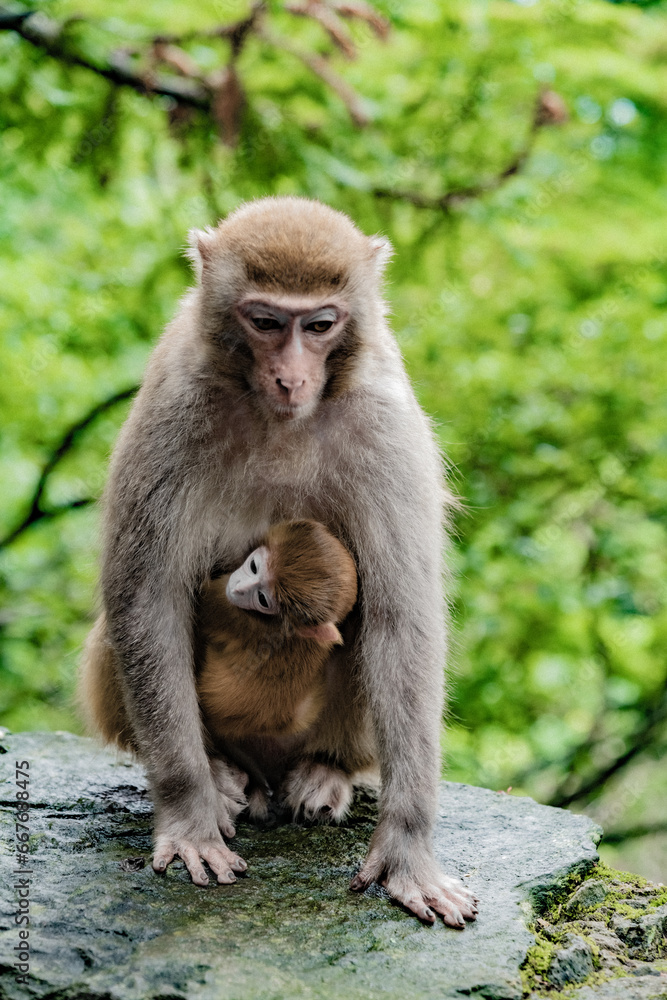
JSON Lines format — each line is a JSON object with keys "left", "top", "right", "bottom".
{"left": 577, "top": 920, "right": 623, "bottom": 955}
{"left": 547, "top": 933, "right": 595, "bottom": 986}
{"left": 575, "top": 972, "right": 667, "bottom": 999}
{"left": 565, "top": 878, "right": 609, "bottom": 913}
{"left": 590, "top": 931, "right": 624, "bottom": 953}
{"left": 611, "top": 905, "right": 667, "bottom": 961}
{"left": 0, "top": 731, "right": 603, "bottom": 1000}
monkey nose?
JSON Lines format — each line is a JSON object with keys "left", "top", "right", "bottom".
{"left": 276, "top": 377, "right": 305, "bottom": 403}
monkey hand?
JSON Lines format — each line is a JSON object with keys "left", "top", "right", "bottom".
{"left": 350, "top": 832, "right": 478, "bottom": 928}
{"left": 153, "top": 817, "right": 247, "bottom": 887}
{"left": 152, "top": 785, "right": 247, "bottom": 887}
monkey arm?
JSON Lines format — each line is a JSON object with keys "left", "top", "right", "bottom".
{"left": 99, "top": 392, "right": 247, "bottom": 887}
{"left": 342, "top": 398, "right": 478, "bottom": 926}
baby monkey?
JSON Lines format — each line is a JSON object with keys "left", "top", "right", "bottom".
{"left": 198, "top": 520, "right": 357, "bottom": 754}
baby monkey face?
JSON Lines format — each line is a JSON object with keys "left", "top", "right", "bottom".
{"left": 225, "top": 546, "right": 278, "bottom": 615}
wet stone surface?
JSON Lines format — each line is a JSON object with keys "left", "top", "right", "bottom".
{"left": 0, "top": 731, "right": 614, "bottom": 1000}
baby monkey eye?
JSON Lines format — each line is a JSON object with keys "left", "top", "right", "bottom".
{"left": 258, "top": 591, "right": 268, "bottom": 608}
{"left": 249, "top": 558, "right": 257, "bottom": 574}
{"left": 305, "top": 319, "right": 334, "bottom": 334}
{"left": 252, "top": 316, "right": 282, "bottom": 332}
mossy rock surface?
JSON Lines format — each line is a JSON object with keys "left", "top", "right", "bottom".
{"left": 0, "top": 729, "right": 652, "bottom": 1000}
{"left": 519, "top": 861, "right": 667, "bottom": 997}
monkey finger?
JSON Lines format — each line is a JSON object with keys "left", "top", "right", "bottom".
{"left": 405, "top": 898, "right": 437, "bottom": 924}
{"left": 218, "top": 850, "right": 248, "bottom": 875}
{"left": 207, "top": 859, "right": 236, "bottom": 885}
{"left": 432, "top": 874, "right": 479, "bottom": 913}
{"left": 180, "top": 845, "right": 212, "bottom": 886}
{"left": 152, "top": 837, "right": 176, "bottom": 873}
{"left": 435, "top": 882, "right": 479, "bottom": 919}
{"left": 201, "top": 844, "right": 247, "bottom": 883}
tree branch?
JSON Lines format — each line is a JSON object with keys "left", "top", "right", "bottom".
{"left": 603, "top": 818, "right": 667, "bottom": 845}
{"left": 256, "top": 26, "right": 370, "bottom": 126}
{"left": 371, "top": 90, "right": 564, "bottom": 211}
{"left": 0, "top": 386, "right": 137, "bottom": 550}
{"left": 0, "top": 7, "right": 210, "bottom": 107}
{"left": 153, "top": 3, "right": 264, "bottom": 54}
{"left": 547, "top": 695, "right": 667, "bottom": 808}
{"left": 1, "top": 3, "right": 377, "bottom": 129}
{"left": 373, "top": 136, "right": 535, "bottom": 211}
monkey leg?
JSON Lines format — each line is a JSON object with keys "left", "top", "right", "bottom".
{"left": 282, "top": 641, "right": 377, "bottom": 823}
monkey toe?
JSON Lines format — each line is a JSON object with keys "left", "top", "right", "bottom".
{"left": 284, "top": 761, "right": 353, "bottom": 823}
{"left": 381, "top": 870, "right": 478, "bottom": 928}
{"left": 214, "top": 793, "right": 246, "bottom": 839}
{"left": 409, "top": 899, "right": 437, "bottom": 924}
{"left": 247, "top": 786, "right": 270, "bottom": 822}
{"left": 210, "top": 758, "right": 249, "bottom": 832}
{"left": 426, "top": 894, "right": 466, "bottom": 929}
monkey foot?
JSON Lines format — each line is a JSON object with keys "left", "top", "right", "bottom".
{"left": 383, "top": 872, "right": 478, "bottom": 928}
{"left": 153, "top": 833, "right": 247, "bottom": 887}
{"left": 283, "top": 761, "right": 353, "bottom": 822}
{"left": 210, "top": 757, "right": 248, "bottom": 839}
{"left": 351, "top": 849, "right": 478, "bottom": 928}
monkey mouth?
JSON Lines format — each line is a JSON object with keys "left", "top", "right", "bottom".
{"left": 272, "top": 399, "right": 312, "bottom": 421}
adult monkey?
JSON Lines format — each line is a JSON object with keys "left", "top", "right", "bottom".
{"left": 94, "top": 197, "right": 477, "bottom": 927}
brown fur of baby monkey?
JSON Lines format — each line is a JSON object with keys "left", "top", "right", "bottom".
{"left": 198, "top": 520, "right": 357, "bottom": 743}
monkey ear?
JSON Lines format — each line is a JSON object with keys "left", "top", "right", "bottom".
{"left": 184, "top": 227, "right": 217, "bottom": 281}
{"left": 369, "top": 235, "right": 393, "bottom": 277}
{"left": 296, "top": 622, "right": 343, "bottom": 645}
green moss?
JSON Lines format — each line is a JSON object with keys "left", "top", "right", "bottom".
{"left": 593, "top": 860, "right": 648, "bottom": 889}
{"left": 521, "top": 935, "right": 556, "bottom": 995}
{"left": 531, "top": 860, "right": 599, "bottom": 920}
{"left": 521, "top": 861, "right": 666, "bottom": 996}
{"left": 605, "top": 901, "right": 645, "bottom": 919}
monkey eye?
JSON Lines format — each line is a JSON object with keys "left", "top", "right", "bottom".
{"left": 305, "top": 319, "right": 334, "bottom": 334}
{"left": 258, "top": 591, "right": 269, "bottom": 609}
{"left": 249, "top": 558, "right": 257, "bottom": 574}
{"left": 251, "top": 316, "right": 282, "bottom": 332}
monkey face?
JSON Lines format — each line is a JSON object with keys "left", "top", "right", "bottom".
{"left": 235, "top": 296, "right": 350, "bottom": 420}
{"left": 226, "top": 545, "right": 279, "bottom": 615}
{"left": 188, "top": 198, "right": 390, "bottom": 420}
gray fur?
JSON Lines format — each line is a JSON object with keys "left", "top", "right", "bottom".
{"left": 87, "top": 197, "right": 477, "bottom": 921}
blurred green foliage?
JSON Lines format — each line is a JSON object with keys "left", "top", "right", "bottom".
{"left": 1, "top": 0, "right": 666, "bottom": 872}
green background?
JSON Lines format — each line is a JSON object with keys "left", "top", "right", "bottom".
{"left": 1, "top": 0, "right": 666, "bottom": 881}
